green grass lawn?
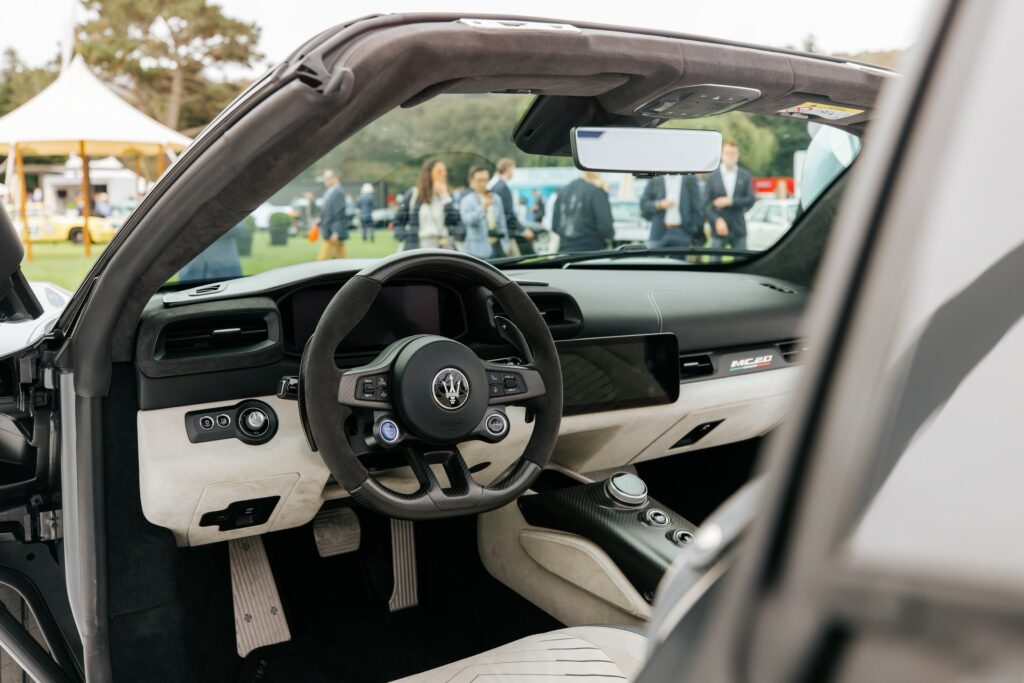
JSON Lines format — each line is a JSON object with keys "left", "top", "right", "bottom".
{"left": 21, "top": 230, "right": 400, "bottom": 291}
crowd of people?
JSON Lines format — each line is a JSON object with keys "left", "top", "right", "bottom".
{"left": 305, "top": 140, "right": 756, "bottom": 260}
{"left": 177, "top": 140, "right": 760, "bottom": 282}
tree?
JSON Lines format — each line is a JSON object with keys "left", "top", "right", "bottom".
{"left": 77, "top": 0, "right": 261, "bottom": 131}
{"left": 0, "top": 49, "right": 59, "bottom": 118}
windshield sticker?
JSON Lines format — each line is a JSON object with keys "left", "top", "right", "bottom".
{"left": 778, "top": 102, "right": 864, "bottom": 120}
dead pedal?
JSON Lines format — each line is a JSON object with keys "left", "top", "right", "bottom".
{"left": 229, "top": 536, "right": 291, "bottom": 657}
{"left": 313, "top": 507, "right": 361, "bottom": 557}
{"left": 388, "top": 518, "right": 419, "bottom": 612}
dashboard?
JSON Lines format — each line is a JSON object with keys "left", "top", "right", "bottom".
{"left": 134, "top": 261, "right": 809, "bottom": 546}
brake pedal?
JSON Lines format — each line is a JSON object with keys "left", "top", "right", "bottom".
{"left": 313, "top": 507, "right": 361, "bottom": 557}
{"left": 388, "top": 519, "right": 419, "bottom": 612}
{"left": 229, "top": 536, "right": 291, "bottom": 657}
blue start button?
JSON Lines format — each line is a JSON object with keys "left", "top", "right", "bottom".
{"left": 379, "top": 419, "right": 400, "bottom": 444}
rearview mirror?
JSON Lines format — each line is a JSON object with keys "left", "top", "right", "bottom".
{"left": 571, "top": 127, "right": 722, "bottom": 174}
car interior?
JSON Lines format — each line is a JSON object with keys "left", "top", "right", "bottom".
{"left": 0, "top": 14, "right": 894, "bottom": 683}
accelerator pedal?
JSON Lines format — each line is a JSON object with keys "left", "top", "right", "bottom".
{"left": 313, "top": 507, "right": 362, "bottom": 557}
{"left": 229, "top": 536, "right": 291, "bottom": 657}
{"left": 388, "top": 519, "right": 419, "bottom": 612}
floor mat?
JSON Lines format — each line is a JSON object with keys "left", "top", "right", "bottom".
{"left": 237, "top": 508, "right": 560, "bottom": 682}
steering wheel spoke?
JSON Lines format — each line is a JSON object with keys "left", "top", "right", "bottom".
{"left": 483, "top": 362, "right": 545, "bottom": 406}
{"left": 398, "top": 444, "right": 484, "bottom": 511}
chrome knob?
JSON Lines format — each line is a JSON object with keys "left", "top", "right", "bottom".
{"left": 242, "top": 409, "right": 268, "bottom": 434}
{"left": 606, "top": 472, "right": 648, "bottom": 506}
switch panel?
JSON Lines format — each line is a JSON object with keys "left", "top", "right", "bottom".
{"left": 185, "top": 400, "right": 279, "bottom": 445}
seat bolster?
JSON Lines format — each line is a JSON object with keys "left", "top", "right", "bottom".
{"left": 392, "top": 625, "right": 648, "bottom": 682}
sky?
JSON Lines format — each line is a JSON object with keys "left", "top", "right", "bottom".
{"left": 4, "top": 0, "right": 936, "bottom": 74}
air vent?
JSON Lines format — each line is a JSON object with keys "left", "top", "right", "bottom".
{"left": 160, "top": 314, "right": 270, "bottom": 359}
{"left": 759, "top": 282, "right": 797, "bottom": 294}
{"left": 679, "top": 354, "right": 714, "bottom": 381}
{"left": 536, "top": 302, "right": 566, "bottom": 325}
{"left": 779, "top": 340, "right": 809, "bottom": 363}
{"left": 188, "top": 283, "right": 226, "bottom": 297}
{"left": 490, "top": 292, "right": 583, "bottom": 338}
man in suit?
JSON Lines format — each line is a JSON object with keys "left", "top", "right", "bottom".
{"left": 317, "top": 169, "right": 351, "bottom": 260}
{"left": 489, "top": 158, "right": 534, "bottom": 256}
{"left": 704, "top": 140, "right": 756, "bottom": 253}
{"left": 640, "top": 174, "right": 705, "bottom": 248}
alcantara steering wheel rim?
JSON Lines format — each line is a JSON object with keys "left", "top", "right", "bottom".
{"left": 299, "top": 250, "right": 563, "bottom": 520}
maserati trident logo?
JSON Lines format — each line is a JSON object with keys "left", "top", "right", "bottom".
{"left": 433, "top": 368, "right": 470, "bottom": 410}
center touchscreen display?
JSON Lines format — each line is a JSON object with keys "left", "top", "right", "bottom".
{"left": 556, "top": 333, "right": 680, "bottom": 415}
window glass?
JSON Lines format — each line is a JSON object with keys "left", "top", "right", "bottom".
{"left": 160, "top": 95, "right": 860, "bottom": 285}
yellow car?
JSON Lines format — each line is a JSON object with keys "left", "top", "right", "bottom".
{"left": 4, "top": 202, "right": 118, "bottom": 244}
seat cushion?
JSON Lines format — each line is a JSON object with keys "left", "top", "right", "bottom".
{"left": 392, "top": 626, "right": 647, "bottom": 682}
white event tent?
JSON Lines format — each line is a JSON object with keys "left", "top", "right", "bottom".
{"left": 0, "top": 55, "right": 191, "bottom": 258}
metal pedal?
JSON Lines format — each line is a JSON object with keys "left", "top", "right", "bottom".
{"left": 229, "top": 536, "right": 291, "bottom": 657}
{"left": 313, "top": 507, "right": 361, "bottom": 557}
{"left": 388, "top": 519, "right": 419, "bottom": 612}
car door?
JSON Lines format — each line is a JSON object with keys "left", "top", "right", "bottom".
{"left": 644, "top": 0, "right": 1024, "bottom": 680}
{"left": 0, "top": 206, "right": 83, "bottom": 681}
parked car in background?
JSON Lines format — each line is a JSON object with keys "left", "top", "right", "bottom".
{"left": 370, "top": 205, "right": 396, "bottom": 229}
{"left": 611, "top": 198, "right": 650, "bottom": 245}
{"left": 4, "top": 202, "right": 118, "bottom": 244}
{"left": 249, "top": 202, "right": 295, "bottom": 229}
{"left": 745, "top": 197, "right": 799, "bottom": 250}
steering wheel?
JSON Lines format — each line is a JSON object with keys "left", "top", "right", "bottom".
{"left": 300, "top": 250, "right": 563, "bottom": 519}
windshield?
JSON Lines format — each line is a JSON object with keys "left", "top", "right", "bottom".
{"left": 164, "top": 94, "right": 859, "bottom": 286}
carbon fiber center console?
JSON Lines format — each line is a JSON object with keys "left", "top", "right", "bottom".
{"left": 518, "top": 472, "right": 698, "bottom": 598}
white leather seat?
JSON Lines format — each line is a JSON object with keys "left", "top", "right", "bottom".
{"left": 393, "top": 626, "right": 647, "bottom": 682}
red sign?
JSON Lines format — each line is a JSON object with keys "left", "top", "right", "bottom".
{"left": 752, "top": 176, "right": 795, "bottom": 197}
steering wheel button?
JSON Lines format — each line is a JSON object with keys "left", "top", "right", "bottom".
{"left": 376, "top": 375, "right": 389, "bottom": 388}
{"left": 487, "top": 371, "right": 501, "bottom": 383}
{"left": 485, "top": 413, "right": 509, "bottom": 436}
{"left": 378, "top": 419, "right": 400, "bottom": 444}
{"left": 489, "top": 383, "right": 504, "bottom": 397}
{"left": 376, "top": 388, "right": 389, "bottom": 401}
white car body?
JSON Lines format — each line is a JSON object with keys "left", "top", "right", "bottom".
{"left": 745, "top": 198, "right": 799, "bottom": 251}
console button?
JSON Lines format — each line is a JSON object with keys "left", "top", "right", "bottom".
{"left": 643, "top": 509, "right": 670, "bottom": 526}
{"left": 199, "top": 416, "right": 215, "bottom": 430}
{"left": 669, "top": 529, "right": 695, "bottom": 546}
{"left": 216, "top": 414, "right": 231, "bottom": 428}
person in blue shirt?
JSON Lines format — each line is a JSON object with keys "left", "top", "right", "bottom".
{"left": 459, "top": 166, "right": 508, "bottom": 259}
